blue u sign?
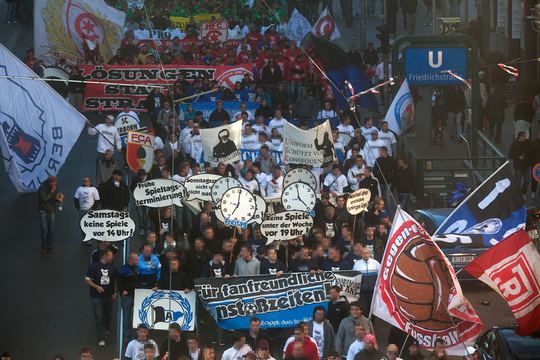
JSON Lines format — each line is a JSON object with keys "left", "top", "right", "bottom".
{"left": 405, "top": 47, "right": 467, "bottom": 85}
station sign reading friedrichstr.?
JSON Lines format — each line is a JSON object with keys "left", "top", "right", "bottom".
{"left": 405, "top": 47, "right": 467, "bottom": 86}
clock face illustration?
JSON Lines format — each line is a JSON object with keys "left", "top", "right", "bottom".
{"left": 210, "top": 176, "right": 242, "bottom": 204}
{"left": 220, "top": 187, "right": 256, "bottom": 223}
{"left": 283, "top": 168, "right": 317, "bottom": 191}
{"left": 281, "top": 182, "right": 317, "bottom": 212}
{"left": 248, "top": 194, "right": 268, "bottom": 225}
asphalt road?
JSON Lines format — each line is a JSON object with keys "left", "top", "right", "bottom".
{"left": 0, "top": 11, "right": 517, "bottom": 360}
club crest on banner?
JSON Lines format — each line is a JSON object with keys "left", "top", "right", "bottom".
{"left": 126, "top": 131, "right": 154, "bottom": 173}
{"left": 137, "top": 290, "right": 194, "bottom": 330}
{"left": 37, "top": 0, "right": 125, "bottom": 64}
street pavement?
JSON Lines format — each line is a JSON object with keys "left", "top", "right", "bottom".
{"left": 0, "top": 3, "right": 523, "bottom": 359}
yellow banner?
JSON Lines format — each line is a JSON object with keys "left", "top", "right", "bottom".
{"left": 170, "top": 13, "right": 222, "bottom": 30}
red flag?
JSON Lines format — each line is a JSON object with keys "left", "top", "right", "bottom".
{"left": 464, "top": 230, "right": 540, "bottom": 336}
{"left": 372, "top": 208, "right": 483, "bottom": 355}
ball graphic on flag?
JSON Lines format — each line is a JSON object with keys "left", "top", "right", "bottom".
{"left": 391, "top": 236, "right": 454, "bottom": 331}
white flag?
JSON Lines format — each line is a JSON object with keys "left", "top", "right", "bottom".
{"left": 284, "top": 9, "right": 311, "bottom": 45}
{"left": 200, "top": 121, "right": 243, "bottom": 166}
{"left": 34, "top": 0, "right": 125, "bottom": 64}
{"left": 384, "top": 79, "right": 415, "bottom": 134}
{"left": 282, "top": 120, "right": 336, "bottom": 167}
{"left": 312, "top": 7, "right": 341, "bottom": 41}
{"left": 0, "top": 44, "right": 86, "bottom": 192}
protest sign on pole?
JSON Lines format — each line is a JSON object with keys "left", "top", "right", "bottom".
{"left": 184, "top": 174, "right": 222, "bottom": 201}
{"left": 260, "top": 211, "right": 313, "bottom": 244}
{"left": 282, "top": 120, "right": 336, "bottom": 166}
{"left": 133, "top": 179, "right": 187, "bottom": 207}
{"left": 80, "top": 210, "right": 135, "bottom": 242}
{"left": 346, "top": 189, "right": 371, "bottom": 215}
{"left": 195, "top": 271, "right": 360, "bottom": 329}
{"left": 200, "top": 121, "right": 242, "bottom": 166}
{"left": 133, "top": 289, "right": 196, "bottom": 331}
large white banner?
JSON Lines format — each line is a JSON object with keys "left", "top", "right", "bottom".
{"left": 133, "top": 289, "right": 197, "bottom": 331}
{"left": 200, "top": 121, "right": 242, "bottom": 166}
{"left": 282, "top": 120, "right": 336, "bottom": 167}
{"left": 34, "top": 0, "right": 125, "bottom": 64}
{"left": 0, "top": 44, "right": 86, "bottom": 192}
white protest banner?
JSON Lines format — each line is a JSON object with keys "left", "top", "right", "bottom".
{"left": 200, "top": 121, "right": 242, "bottom": 166}
{"left": 282, "top": 120, "right": 336, "bottom": 167}
{"left": 220, "top": 187, "right": 256, "bottom": 229}
{"left": 115, "top": 112, "right": 141, "bottom": 138}
{"left": 260, "top": 211, "right": 313, "bottom": 245}
{"left": 80, "top": 210, "right": 135, "bottom": 242}
{"left": 133, "top": 289, "right": 196, "bottom": 331}
{"left": 346, "top": 189, "right": 371, "bottom": 215}
{"left": 201, "top": 20, "right": 228, "bottom": 43}
{"left": 133, "top": 179, "right": 187, "bottom": 208}
{"left": 185, "top": 174, "right": 222, "bottom": 201}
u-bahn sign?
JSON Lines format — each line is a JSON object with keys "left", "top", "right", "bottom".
{"left": 405, "top": 47, "right": 467, "bottom": 85}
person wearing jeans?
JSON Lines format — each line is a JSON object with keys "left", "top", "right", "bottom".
{"left": 38, "top": 176, "right": 64, "bottom": 253}
{"left": 118, "top": 252, "right": 140, "bottom": 341}
{"left": 85, "top": 249, "right": 117, "bottom": 347}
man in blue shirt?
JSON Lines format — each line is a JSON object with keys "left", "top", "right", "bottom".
{"left": 138, "top": 243, "right": 161, "bottom": 289}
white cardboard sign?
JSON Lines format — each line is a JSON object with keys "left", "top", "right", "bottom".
{"left": 80, "top": 210, "right": 135, "bottom": 242}
{"left": 184, "top": 174, "right": 222, "bottom": 201}
{"left": 346, "top": 189, "right": 371, "bottom": 215}
{"left": 260, "top": 211, "right": 313, "bottom": 245}
{"left": 134, "top": 179, "right": 187, "bottom": 208}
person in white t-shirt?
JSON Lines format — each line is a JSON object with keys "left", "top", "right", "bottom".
{"left": 265, "top": 165, "right": 284, "bottom": 198}
{"left": 337, "top": 115, "right": 355, "bottom": 147}
{"left": 323, "top": 165, "right": 349, "bottom": 196}
{"left": 378, "top": 121, "right": 397, "bottom": 156}
{"left": 268, "top": 109, "right": 287, "bottom": 136}
{"left": 360, "top": 117, "right": 377, "bottom": 140}
{"left": 179, "top": 119, "right": 196, "bottom": 155}
{"left": 253, "top": 115, "right": 271, "bottom": 137}
{"left": 317, "top": 101, "right": 338, "bottom": 120}
{"left": 346, "top": 323, "right": 367, "bottom": 360}
{"left": 240, "top": 169, "right": 261, "bottom": 194}
{"left": 221, "top": 333, "right": 252, "bottom": 360}
{"left": 242, "top": 123, "right": 259, "bottom": 150}
{"left": 332, "top": 129, "right": 345, "bottom": 157}
{"left": 347, "top": 156, "right": 366, "bottom": 191}
{"left": 125, "top": 324, "right": 159, "bottom": 360}
{"left": 189, "top": 124, "right": 203, "bottom": 163}
{"left": 74, "top": 176, "right": 100, "bottom": 243}
{"left": 87, "top": 114, "right": 122, "bottom": 168}
{"left": 363, "top": 130, "right": 385, "bottom": 167}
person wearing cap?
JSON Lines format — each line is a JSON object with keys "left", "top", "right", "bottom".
{"left": 87, "top": 114, "right": 122, "bottom": 171}
{"left": 38, "top": 176, "right": 64, "bottom": 253}
{"left": 463, "top": 346, "right": 478, "bottom": 360}
{"left": 257, "top": 340, "right": 276, "bottom": 360}
{"left": 404, "top": 340, "right": 424, "bottom": 360}
{"left": 125, "top": 324, "right": 159, "bottom": 359}
{"left": 160, "top": 323, "right": 188, "bottom": 360}
{"left": 353, "top": 334, "right": 383, "bottom": 360}
{"left": 99, "top": 169, "right": 129, "bottom": 211}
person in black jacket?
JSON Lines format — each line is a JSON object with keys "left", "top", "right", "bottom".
{"left": 245, "top": 317, "right": 269, "bottom": 351}
{"left": 508, "top": 131, "right": 532, "bottom": 194}
{"left": 327, "top": 286, "right": 350, "bottom": 333}
{"left": 392, "top": 158, "right": 416, "bottom": 212}
{"left": 157, "top": 257, "right": 194, "bottom": 291}
{"left": 373, "top": 146, "right": 396, "bottom": 198}
{"left": 99, "top": 170, "right": 129, "bottom": 211}
{"left": 68, "top": 67, "right": 85, "bottom": 110}
{"left": 38, "top": 176, "right": 64, "bottom": 253}
{"left": 131, "top": 169, "right": 151, "bottom": 236}
{"left": 145, "top": 88, "right": 169, "bottom": 130}
{"left": 118, "top": 252, "right": 140, "bottom": 340}
{"left": 357, "top": 167, "right": 380, "bottom": 202}
{"left": 201, "top": 252, "right": 228, "bottom": 278}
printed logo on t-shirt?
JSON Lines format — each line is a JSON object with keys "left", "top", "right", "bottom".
{"left": 213, "top": 268, "right": 223, "bottom": 277}
{"left": 100, "top": 269, "right": 110, "bottom": 285}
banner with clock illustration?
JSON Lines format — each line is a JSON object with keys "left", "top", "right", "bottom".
{"left": 283, "top": 168, "right": 318, "bottom": 191}
{"left": 282, "top": 120, "right": 336, "bottom": 167}
{"left": 220, "top": 187, "right": 256, "bottom": 228}
{"left": 195, "top": 271, "right": 361, "bottom": 330}
{"left": 200, "top": 121, "right": 243, "bottom": 166}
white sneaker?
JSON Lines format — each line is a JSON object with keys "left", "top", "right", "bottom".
{"left": 98, "top": 340, "right": 106, "bottom": 347}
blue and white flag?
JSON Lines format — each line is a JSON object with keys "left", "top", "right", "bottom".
{"left": 283, "top": 9, "right": 311, "bottom": 45}
{"left": 0, "top": 44, "right": 86, "bottom": 192}
{"left": 433, "top": 161, "right": 526, "bottom": 248}
{"left": 384, "top": 79, "right": 415, "bottom": 134}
